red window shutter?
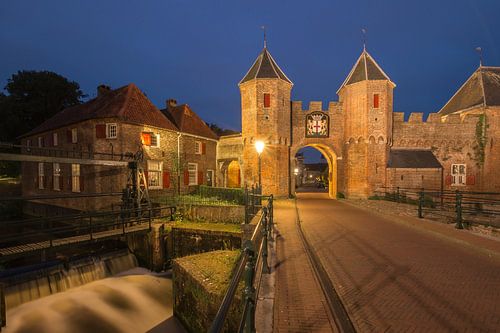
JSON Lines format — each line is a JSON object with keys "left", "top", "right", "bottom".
{"left": 80, "top": 176, "right": 84, "bottom": 192}
{"left": 141, "top": 132, "right": 152, "bottom": 146}
{"left": 373, "top": 94, "right": 380, "bottom": 108}
{"left": 184, "top": 170, "right": 189, "bottom": 185}
{"left": 466, "top": 175, "right": 475, "bottom": 185}
{"left": 264, "top": 93, "right": 271, "bottom": 108}
{"left": 445, "top": 175, "right": 452, "bottom": 185}
{"left": 96, "top": 124, "right": 106, "bottom": 138}
{"left": 163, "top": 171, "right": 170, "bottom": 188}
{"left": 198, "top": 171, "right": 203, "bottom": 185}
{"left": 202, "top": 142, "right": 206, "bottom": 155}
{"left": 66, "top": 130, "right": 72, "bottom": 143}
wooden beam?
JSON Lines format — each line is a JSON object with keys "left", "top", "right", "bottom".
{"left": 0, "top": 153, "right": 129, "bottom": 166}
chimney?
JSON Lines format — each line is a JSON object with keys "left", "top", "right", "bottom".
{"left": 97, "top": 84, "right": 111, "bottom": 97}
{"left": 166, "top": 99, "right": 177, "bottom": 109}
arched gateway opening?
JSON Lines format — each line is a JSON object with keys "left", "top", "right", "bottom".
{"left": 292, "top": 144, "right": 338, "bottom": 198}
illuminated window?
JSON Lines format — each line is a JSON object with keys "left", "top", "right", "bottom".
{"left": 26, "top": 139, "right": 31, "bottom": 152}
{"left": 106, "top": 123, "right": 117, "bottom": 139}
{"left": 141, "top": 132, "right": 160, "bottom": 147}
{"left": 148, "top": 160, "right": 162, "bottom": 189}
{"left": 264, "top": 93, "right": 271, "bottom": 108}
{"left": 38, "top": 137, "right": 44, "bottom": 147}
{"left": 53, "top": 162, "right": 61, "bottom": 190}
{"left": 38, "top": 163, "right": 44, "bottom": 189}
{"left": 451, "top": 164, "right": 466, "bottom": 186}
{"left": 188, "top": 163, "right": 198, "bottom": 185}
{"left": 71, "top": 128, "right": 78, "bottom": 143}
{"left": 72, "top": 164, "right": 80, "bottom": 192}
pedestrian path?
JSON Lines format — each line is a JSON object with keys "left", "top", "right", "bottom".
{"left": 273, "top": 200, "right": 337, "bottom": 333}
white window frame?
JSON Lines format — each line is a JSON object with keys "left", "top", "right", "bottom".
{"left": 195, "top": 141, "right": 202, "bottom": 154}
{"left": 71, "top": 128, "right": 78, "bottom": 143}
{"left": 53, "top": 133, "right": 58, "bottom": 146}
{"left": 38, "top": 163, "right": 44, "bottom": 189}
{"left": 38, "top": 137, "right": 43, "bottom": 147}
{"left": 207, "top": 169, "right": 214, "bottom": 187}
{"left": 147, "top": 160, "right": 163, "bottom": 189}
{"left": 188, "top": 163, "right": 198, "bottom": 185}
{"left": 106, "top": 123, "right": 117, "bottom": 139}
{"left": 26, "top": 139, "right": 31, "bottom": 152}
{"left": 72, "top": 163, "right": 80, "bottom": 192}
{"left": 152, "top": 134, "right": 160, "bottom": 147}
{"left": 53, "top": 162, "right": 61, "bottom": 191}
{"left": 451, "top": 164, "right": 466, "bottom": 186}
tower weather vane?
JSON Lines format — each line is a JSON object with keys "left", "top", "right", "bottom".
{"left": 261, "top": 25, "right": 267, "bottom": 48}
{"left": 361, "top": 28, "right": 367, "bottom": 50}
{"left": 475, "top": 47, "right": 483, "bottom": 66}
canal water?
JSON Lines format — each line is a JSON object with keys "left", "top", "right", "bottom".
{"left": 2, "top": 252, "right": 185, "bottom": 333}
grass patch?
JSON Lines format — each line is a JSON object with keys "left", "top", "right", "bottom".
{"left": 170, "top": 220, "right": 241, "bottom": 233}
{"left": 154, "top": 194, "right": 239, "bottom": 207}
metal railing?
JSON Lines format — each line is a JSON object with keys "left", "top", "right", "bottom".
{"left": 374, "top": 187, "right": 500, "bottom": 229}
{"left": 244, "top": 185, "right": 262, "bottom": 224}
{"left": 209, "top": 194, "right": 273, "bottom": 333}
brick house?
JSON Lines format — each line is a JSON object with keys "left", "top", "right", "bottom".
{"left": 20, "top": 84, "right": 218, "bottom": 215}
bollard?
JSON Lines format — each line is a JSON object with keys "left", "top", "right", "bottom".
{"left": 418, "top": 189, "right": 424, "bottom": 218}
{"left": 455, "top": 190, "right": 463, "bottom": 229}
{"left": 261, "top": 207, "right": 270, "bottom": 274}
{"left": 243, "top": 242, "right": 256, "bottom": 333}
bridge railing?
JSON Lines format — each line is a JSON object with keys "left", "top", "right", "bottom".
{"left": 0, "top": 205, "right": 176, "bottom": 255}
{"left": 209, "top": 194, "right": 273, "bottom": 333}
{"left": 374, "top": 187, "right": 500, "bottom": 229}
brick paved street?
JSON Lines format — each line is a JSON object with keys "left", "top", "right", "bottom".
{"left": 273, "top": 200, "right": 338, "bottom": 333}
{"left": 296, "top": 193, "right": 500, "bottom": 332}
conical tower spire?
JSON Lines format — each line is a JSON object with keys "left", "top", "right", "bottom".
{"left": 239, "top": 47, "right": 293, "bottom": 85}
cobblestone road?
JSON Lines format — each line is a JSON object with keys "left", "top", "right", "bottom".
{"left": 296, "top": 193, "right": 500, "bottom": 332}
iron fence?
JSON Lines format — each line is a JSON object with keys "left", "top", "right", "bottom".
{"left": 374, "top": 187, "right": 500, "bottom": 229}
{"left": 209, "top": 194, "right": 273, "bottom": 333}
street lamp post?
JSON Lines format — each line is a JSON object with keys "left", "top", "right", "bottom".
{"left": 255, "top": 141, "right": 265, "bottom": 191}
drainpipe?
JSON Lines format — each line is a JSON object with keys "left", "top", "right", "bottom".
{"left": 177, "top": 132, "right": 181, "bottom": 195}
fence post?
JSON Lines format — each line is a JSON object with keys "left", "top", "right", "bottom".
{"left": 243, "top": 242, "right": 256, "bottom": 333}
{"left": 262, "top": 207, "right": 270, "bottom": 274}
{"left": 455, "top": 190, "right": 463, "bottom": 229}
{"left": 418, "top": 189, "right": 424, "bottom": 218}
{"left": 244, "top": 186, "right": 249, "bottom": 224}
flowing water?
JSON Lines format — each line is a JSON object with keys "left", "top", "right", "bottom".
{"left": 2, "top": 252, "right": 185, "bottom": 333}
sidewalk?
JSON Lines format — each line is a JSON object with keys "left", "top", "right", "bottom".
{"left": 272, "top": 200, "right": 337, "bottom": 333}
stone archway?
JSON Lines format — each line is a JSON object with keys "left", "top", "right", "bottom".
{"left": 291, "top": 144, "right": 338, "bottom": 198}
{"left": 227, "top": 160, "right": 241, "bottom": 188}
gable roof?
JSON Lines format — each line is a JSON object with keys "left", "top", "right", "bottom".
{"left": 162, "top": 104, "right": 218, "bottom": 140}
{"left": 22, "top": 84, "right": 178, "bottom": 137}
{"left": 387, "top": 150, "right": 442, "bottom": 169}
{"left": 239, "top": 47, "right": 293, "bottom": 85}
{"left": 337, "top": 49, "right": 394, "bottom": 93}
{"left": 438, "top": 66, "right": 500, "bottom": 116}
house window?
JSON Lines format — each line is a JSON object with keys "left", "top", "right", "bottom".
{"left": 188, "top": 163, "right": 198, "bottom": 185}
{"left": 71, "top": 128, "right": 78, "bottom": 143}
{"left": 38, "top": 163, "right": 44, "bottom": 189}
{"left": 195, "top": 141, "right": 202, "bottom": 154}
{"left": 106, "top": 123, "right": 117, "bottom": 139}
{"left": 373, "top": 94, "right": 380, "bottom": 109}
{"left": 53, "top": 162, "right": 61, "bottom": 191}
{"left": 207, "top": 169, "right": 214, "bottom": 187}
{"left": 38, "top": 137, "right": 44, "bottom": 147}
{"left": 451, "top": 164, "right": 466, "bottom": 186}
{"left": 53, "top": 133, "right": 58, "bottom": 146}
{"left": 141, "top": 132, "right": 160, "bottom": 147}
{"left": 72, "top": 164, "right": 80, "bottom": 192}
{"left": 264, "top": 93, "right": 271, "bottom": 108}
{"left": 26, "top": 139, "right": 31, "bottom": 152}
{"left": 147, "top": 160, "right": 162, "bottom": 189}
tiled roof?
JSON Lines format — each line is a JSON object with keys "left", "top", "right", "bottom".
{"left": 439, "top": 66, "right": 500, "bottom": 116}
{"left": 162, "top": 104, "right": 219, "bottom": 140}
{"left": 22, "top": 84, "right": 177, "bottom": 137}
{"left": 337, "top": 49, "right": 394, "bottom": 93}
{"left": 240, "top": 47, "right": 293, "bottom": 85}
{"left": 387, "top": 150, "right": 442, "bottom": 168}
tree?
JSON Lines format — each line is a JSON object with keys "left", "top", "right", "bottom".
{"left": 0, "top": 70, "right": 86, "bottom": 142}
{"left": 208, "top": 123, "right": 239, "bottom": 136}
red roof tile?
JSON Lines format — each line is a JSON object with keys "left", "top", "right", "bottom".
{"left": 22, "top": 84, "right": 178, "bottom": 137}
{"left": 162, "top": 104, "right": 218, "bottom": 140}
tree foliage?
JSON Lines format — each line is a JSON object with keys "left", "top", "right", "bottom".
{"left": 208, "top": 123, "right": 239, "bottom": 137}
{"left": 0, "top": 70, "right": 85, "bottom": 141}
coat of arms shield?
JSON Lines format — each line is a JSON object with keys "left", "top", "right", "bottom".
{"left": 306, "top": 112, "right": 329, "bottom": 138}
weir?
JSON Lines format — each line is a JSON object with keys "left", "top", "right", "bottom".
{"left": 1, "top": 250, "right": 138, "bottom": 310}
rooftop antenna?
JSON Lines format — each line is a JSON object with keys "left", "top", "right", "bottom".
{"left": 261, "top": 25, "right": 267, "bottom": 48}
{"left": 361, "top": 28, "right": 367, "bottom": 51}
{"left": 475, "top": 47, "right": 483, "bottom": 66}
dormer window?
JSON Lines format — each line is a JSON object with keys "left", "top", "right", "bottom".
{"left": 264, "top": 93, "right": 271, "bottom": 108}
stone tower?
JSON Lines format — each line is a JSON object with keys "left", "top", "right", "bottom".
{"left": 239, "top": 47, "right": 293, "bottom": 196}
{"left": 338, "top": 49, "right": 395, "bottom": 198}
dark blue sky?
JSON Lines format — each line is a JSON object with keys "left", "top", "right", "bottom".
{"left": 1, "top": 0, "right": 499, "bottom": 137}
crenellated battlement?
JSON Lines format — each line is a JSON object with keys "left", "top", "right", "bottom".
{"left": 291, "top": 100, "right": 342, "bottom": 113}
{"left": 393, "top": 112, "right": 481, "bottom": 125}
